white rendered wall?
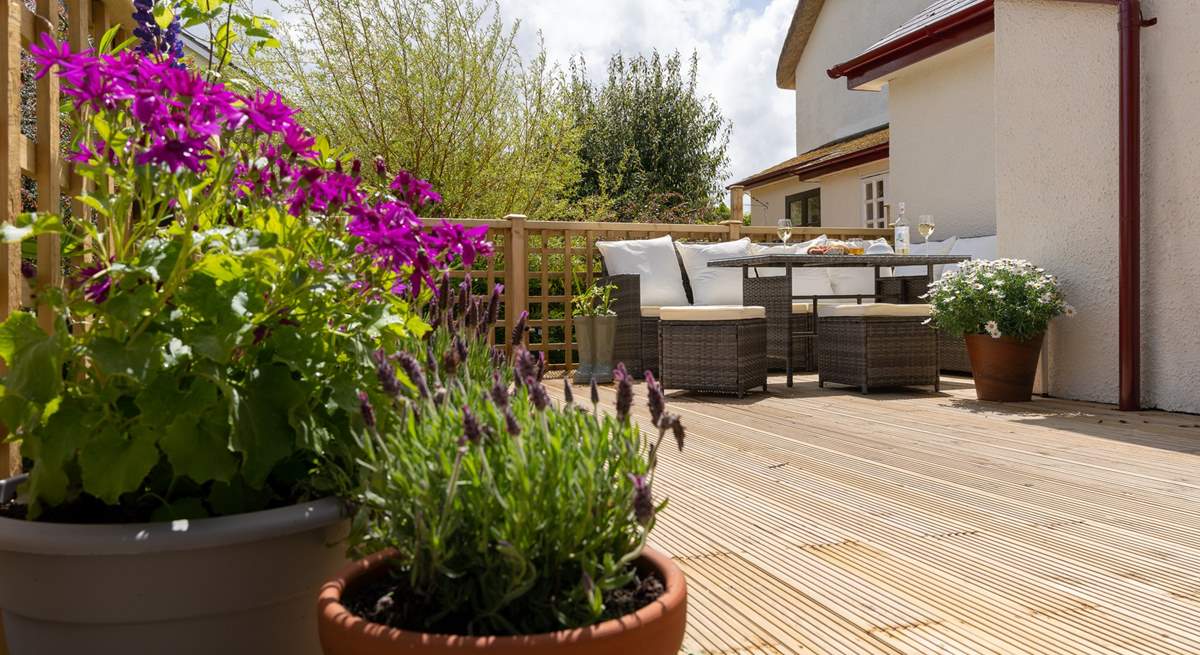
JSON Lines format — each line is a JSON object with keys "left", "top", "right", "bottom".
{"left": 792, "top": 0, "right": 930, "bottom": 153}
{"left": 888, "top": 35, "right": 997, "bottom": 242}
{"left": 811, "top": 161, "right": 891, "bottom": 229}
{"left": 995, "top": 0, "right": 1117, "bottom": 405}
{"left": 748, "top": 178, "right": 816, "bottom": 226}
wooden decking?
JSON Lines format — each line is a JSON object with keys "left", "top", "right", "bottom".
{"left": 554, "top": 374, "right": 1200, "bottom": 654}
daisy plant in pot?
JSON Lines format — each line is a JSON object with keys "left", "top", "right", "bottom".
{"left": 570, "top": 281, "right": 618, "bottom": 385}
{"left": 0, "top": 10, "right": 489, "bottom": 655}
{"left": 925, "top": 259, "right": 1074, "bottom": 401}
{"left": 316, "top": 290, "right": 689, "bottom": 655}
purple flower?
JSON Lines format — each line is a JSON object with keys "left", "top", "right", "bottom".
{"left": 428, "top": 221, "right": 492, "bottom": 268}
{"left": 614, "top": 363, "right": 633, "bottom": 422}
{"left": 462, "top": 406, "right": 483, "bottom": 445}
{"left": 629, "top": 474, "right": 654, "bottom": 526}
{"left": 490, "top": 371, "right": 510, "bottom": 408}
{"left": 132, "top": 0, "right": 184, "bottom": 62}
{"left": 358, "top": 391, "right": 376, "bottom": 429}
{"left": 511, "top": 311, "right": 528, "bottom": 347}
{"left": 563, "top": 378, "right": 574, "bottom": 405}
{"left": 244, "top": 90, "right": 299, "bottom": 135}
{"left": 528, "top": 377, "right": 550, "bottom": 411}
{"left": 484, "top": 284, "right": 502, "bottom": 327}
{"left": 504, "top": 406, "right": 521, "bottom": 437}
{"left": 590, "top": 377, "right": 600, "bottom": 407}
{"left": 514, "top": 348, "right": 537, "bottom": 388}
{"left": 645, "top": 371, "right": 665, "bottom": 426}
{"left": 396, "top": 352, "right": 430, "bottom": 399}
{"left": 20, "top": 260, "right": 36, "bottom": 280}
{"left": 372, "top": 349, "right": 402, "bottom": 397}
{"left": 77, "top": 263, "right": 112, "bottom": 303}
{"left": 389, "top": 169, "right": 442, "bottom": 208}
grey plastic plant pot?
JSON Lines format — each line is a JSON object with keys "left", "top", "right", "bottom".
{"left": 592, "top": 314, "right": 617, "bottom": 384}
{"left": 0, "top": 483, "right": 349, "bottom": 655}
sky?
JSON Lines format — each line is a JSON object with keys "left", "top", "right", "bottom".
{"left": 246, "top": 0, "right": 799, "bottom": 195}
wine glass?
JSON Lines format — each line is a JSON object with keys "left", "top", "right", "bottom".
{"left": 777, "top": 219, "right": 793, "bottom": 245}
{"left": 918, "top": 215, "right": 936, "bottom": 241}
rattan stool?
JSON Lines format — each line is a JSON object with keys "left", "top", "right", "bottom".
{"left": 659, "top": 306, "right": 768, "bottom": 397}
{"left": 817, "top": 304, "right": 939, "bottom": 393}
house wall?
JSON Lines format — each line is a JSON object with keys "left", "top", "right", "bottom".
{"left": 887, "top": 35, "right": 996, "bottom": 242}
{"left": 748, "top": 178, "right": 816, "bottom": 227}
{"left": 994, "top": 0, "right": 1200, "bottom": 414}
{"left": 792, "top": 0, "right": 930, "bottom": 153}
{"left": 810, "top": 160, "right": 891, "bottom": 229}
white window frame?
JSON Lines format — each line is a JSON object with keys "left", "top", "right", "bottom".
{"left": 861, "top": 172, "right": 889, "bottom": 229}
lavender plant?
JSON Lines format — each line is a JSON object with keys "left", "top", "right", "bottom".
{"left": 348, "top": 276, "right": 684, "bottom": 636}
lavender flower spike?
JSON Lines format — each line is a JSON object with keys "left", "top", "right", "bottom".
{"left": 490, "top": 370, "right": 510, "bottom": 408}
{"left": 372, "top": 349, "right": 402, "bottom": 398}
{"left": 462, "top": 406, "right": 483, "bottom": 445}
{"left": 629, "top": 473, "right": 654, "bottom": 526}
{"left": 563, "top": 378, "right": 574, "bottom": 405}
{"left": 358, "top": 391, "right": 376, "bottom": 429}
{"left": 511, "top": 310, "right": 529, "bottom": 347}
{"left": 528, "top": 377, "right": 550, "bottom": 411}
{"left": 396, "top": 352, "right": 430, "bottom": 399}
{"left": 614, "top": 363, "right": 633, "bottom": 422}
{"left": 590, "top": 377, "right": 600, "bottom": 407}
{"left": 504, "top": 406, "right": 522, "bottom": 437}
{"left": 645, "top": 371, "right": 665, "bottom": 426}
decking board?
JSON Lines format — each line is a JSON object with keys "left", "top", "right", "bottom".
{"left": 549, "top": 374, "right": 1200, "bottom": 654}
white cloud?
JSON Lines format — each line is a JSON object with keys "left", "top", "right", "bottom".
{"left": 501, "top": 0, "right": 797, "bottom": 193}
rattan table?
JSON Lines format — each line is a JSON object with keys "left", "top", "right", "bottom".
{"left": 708, "top": 253, "right": 971, "bottom": 387}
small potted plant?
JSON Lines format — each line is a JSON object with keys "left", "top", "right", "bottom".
{"left": 926, "top": 259, "right": 1074, "bottom": 401}
{"left": 0, "top": 24, "right": 491, "bottom": 655}
{"left": 570, "top": 282, "right": 618, "bottom": 385}
{"left": 316, "top": 298, "right": 689, "bottom": 654}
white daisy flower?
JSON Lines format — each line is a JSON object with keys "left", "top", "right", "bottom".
{"left": 984, "top": 320, "right": 999, "bottom": 335}
{"left": 1064, "top": 304, "right": 1076, "bottom": 317}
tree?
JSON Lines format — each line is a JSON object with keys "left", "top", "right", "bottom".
{"left": 567, "top": 51, "right": 731, "bottom": 223}
{"left": 253, "top": 0, "right": 581, "bottom": 219}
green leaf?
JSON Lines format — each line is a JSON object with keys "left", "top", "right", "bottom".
{"left": 79, "top": 425, "right": 160, "bottom": 505}
{"left": 77, "top": 194, "right": 110, "bottom": 218}
{"left": 233, "top": 364, "right": 303, "bottom": 487}
{"left": 22, "top": 397, "right": 92, "bottom": 511}
{"left": 152, "top": 4, "right": 175, "bottom": 30}
{"left": 0, "top": 311, "right": 65, "bottom": 403}
{"left": 196, "top": 252, "right": 245, "bottom": 282}
{"left": 161, "top": 411, "right": 237, "bottom": 485}
{"left": 88, "top": 333, "right": 164, "bottom": 380}
{"left": 0, "top": 212, "right": 63, "bottom": 243}
{"left": 92, "top": 113, "right": 110, "bottom": 140}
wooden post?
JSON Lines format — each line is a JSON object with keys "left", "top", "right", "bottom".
{"left": 1, "top": 0, "right": 23, "bottom": 479}
{"left": 505, "top": 214, "right": 528, "bottom": 347}
{"left": 721, "top": 220, "right": 742, "bottom": 241}
{"left": 729, "top": 184, "right": 745, "bottom": 225}
{"left": 35, "top": 0, "right": 62, "bottom": 335}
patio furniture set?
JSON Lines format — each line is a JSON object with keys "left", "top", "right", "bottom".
{"left": 596, "top": 235, "right": 972, "bottom": 397}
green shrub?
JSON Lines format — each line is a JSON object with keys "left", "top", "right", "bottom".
{"left": 926, "top": 259, "right": 1074, "bottom": 341}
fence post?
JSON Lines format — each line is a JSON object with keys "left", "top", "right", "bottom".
{"left": 729, "top": 184, "right": 745, "bottom": 225}
{"left": 1, "top": 0, "right": 23, "bottom": 479}
{"left": 721, "top": 219, "right": 742, "bottom": 241}
{"left": 505, "top": 214, "right": 528, "bottom": 346}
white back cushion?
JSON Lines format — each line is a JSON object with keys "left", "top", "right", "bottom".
{"left": 827, "top": 267, "right": 877, "bottom": 301}
{"left": 895, "top": 236, "right": 959, "bottom": 277}
{"left": 596, "top": 235, "right": 689, "bottom": 307}
{"left": 943, "top": 235, "right": 997, "bottom": 275}
{"left": 749, "top": 240, "right": 834, "bottom": 298}
{"left": 674, "top": 238, "right": 752, "bottom": 305}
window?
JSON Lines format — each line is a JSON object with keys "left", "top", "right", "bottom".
{"left": 784, "top": 189, "right": 821, "bottom": 227}
{"left": 862, "top": 173, "right": 888, "bottom": 228}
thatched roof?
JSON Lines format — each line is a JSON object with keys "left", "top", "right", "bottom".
{"left": 775, "top": 0, "right": 827, "bottom": 90}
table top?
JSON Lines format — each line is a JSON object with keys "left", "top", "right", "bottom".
{"left": 707, "top": 253, "right": 972, "bottom": 268}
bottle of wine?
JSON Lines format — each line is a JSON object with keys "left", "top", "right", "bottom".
{"left": 893, "top": 202, "right": 910, "bottom": 255}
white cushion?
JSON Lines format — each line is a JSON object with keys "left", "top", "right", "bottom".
{"left": 791, "top": 302, "right": 814, "bottom": 314}
{"left": 640, "top": 306, "right": 661, "bottom": 318}
{"left": 674, "top": 238, "right": 752, "bottom": 306}
{"left": 749, "top": 238, "right": 835, "bottom": 299}
{"left": 944, "top": 235, "right": 996, "bottom": 276}
{"left": 827, "top": 267, "right": 877, "bottom": 301}
{"left": 596, "top": 235, "right": 689, "bottom": 307}
{"left": 895, "top": 236, "right": 959, "bottom": 277}
{"left": 659, "top": 305, "right": 766, "bottom": 321}
{"left": 823, "top": 303, "right": 932, "bottom": 318}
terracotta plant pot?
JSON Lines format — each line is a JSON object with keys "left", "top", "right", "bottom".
{"left": 0, "top": 491, "right": 349, "bottom": 655}
{"left": 965, "top": 332, "right": 1044, "bottom": 402}
{"left": 317, "top": 546, "right": 688, "bottom": 655}
{"left": 591, "top": 315, "right": 617, "bottom": 384}
{"left": 572, "top": 316, "right": 595, "bottom": 385}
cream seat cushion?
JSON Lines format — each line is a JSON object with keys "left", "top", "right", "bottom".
{"left": 791, "top": 302, "right": 813, "bottom": 314}
{"left": 823, "top": 303, "right": 932, "bottom": 318}
{"left": 640, "top": 306, "right": 661, "bottom": 318}
{"left": 659, "top": 305, "right": 766, "bottom": 321}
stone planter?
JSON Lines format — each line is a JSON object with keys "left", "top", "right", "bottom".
{"left": 965, "top": 332, "right": 1044, "bottom": 402}
{"left": 592, "top": 314, "right": 616, "bottom": 383}
{"left": 572, "top": 316, "right": 595, "bottom": 385}
{"left": 317, "top": 545, "right": 687, "bottom": 655}
{"left": 572, "top": 315, "right": 616, "bottom": 385}
{"left": 0, "top": 483, "right": 349, "bottom": 655}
